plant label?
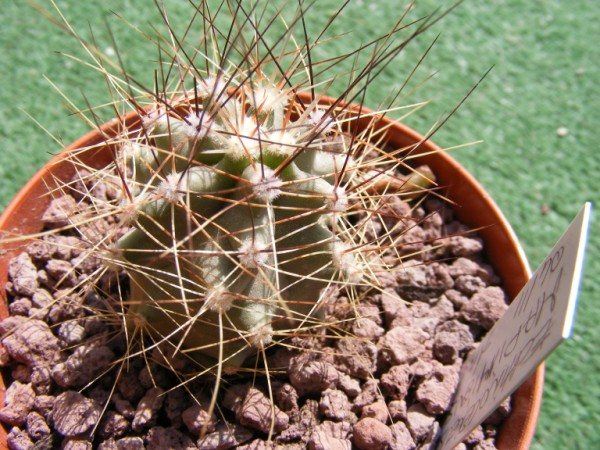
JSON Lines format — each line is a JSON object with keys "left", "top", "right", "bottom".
{"left": 437, "top": 202, "right": 591, "bottom": 450}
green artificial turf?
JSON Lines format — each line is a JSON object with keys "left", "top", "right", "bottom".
{"left": 1, "top": 1, "right": 598, "bottom": 448}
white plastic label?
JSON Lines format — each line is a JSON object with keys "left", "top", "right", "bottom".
{"left": 437, "top": 202, "right": 591, "bottom": 450}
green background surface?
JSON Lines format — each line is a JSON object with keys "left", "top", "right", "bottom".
{"left": 1, "top": 1, "right": 598, "bottom": 448}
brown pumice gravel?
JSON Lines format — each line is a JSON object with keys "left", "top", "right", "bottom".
{"left": 1, "top": 186, "right": 512, "bottom": 449}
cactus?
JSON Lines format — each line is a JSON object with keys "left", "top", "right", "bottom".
{"left": 5, "top": 0, "right": 446, "bottom": 389}
{"left": 116, "top": 88, "right": 364, "bottom": 368}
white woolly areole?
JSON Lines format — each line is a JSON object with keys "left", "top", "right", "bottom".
{"left": 248, "top": 324, "right": 274, "bottom": 349}
{"left": 197, "top": 76, "right": 229, "bottom": 98}
{"left": 246, "top": 84, "right": 290, "bottom": 112}
{"left": 332, "top": 241, "right": 362, "bottom": 284}
{"left": 142, "top": 108, "right": 167, "bottom": 132}
{"left": 157, "top": 172, "right": 187, "bottom": 203}
{"left": 308, "top": 108, "right": 334, "bottom": 134}
{"left": 228, "top": 115, "right": 262, "bottom": 160}
{"left": 238, "top": 239, "right": 268, "bottom": 269}
{"left": 205, "top": 287, "right": 234, "bottom": 313}
{"left": 326, "top": 185, "right": 349, "bottom": 212}
{"left": 248, "top": 165, "right": 283, "bottom": 202}
{"left": 265, "top": 129, "right": 298, "bottom": 157}
{"left": 183, "top": 112, "right": 212, "bottom": 139}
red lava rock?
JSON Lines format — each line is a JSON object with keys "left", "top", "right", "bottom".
{"left": 361, "top": 399, "right": 389, "bottom": 424}
{"left": 334, "top": 337, "right": 377, "bottom": 380}
{"left": 380, "top": 291, "right": 409, "bottom": 325}
{"left": 237, "top": 387, "right": 289, "bottom": 434}
{"left": 444, "top": 289, "right": 469, "bottom": 309}
{"left": 378, "top": 325, "right": 429, "bottom": 365}
{"left": 433, "top": 320, "right": 474, "bottom": 364}
{"left": 415, "top": 364, "right": 460, "bottom": 415}
{"left": 117, "top": 371, "right": 146, "bottom": 404}
{"left": 146, "top": 426, "right": 197, "bottom": 450}
{"left": 460, "top": 286, "right": 508, "bottom": 330}
{"left": 352, "top": 379, "right": 382, "bottom": 413}
{"left": 448, "top": 257, "right": 491, "bottom": 281}
{"left": 390, "top": 421, "right": 416, "bottom": 450}
{"left": 41, "top": 195, "right": 78, "bottom": 228}
{"left": 405, "top": 404, "right": 435, "bottom": 441}
{"left": 446, "top": 235, "right": 484, "bottom": 257}
{"left": 99, "top": 437, "right": 145, "bottom": 450}
{"left": 380, "top": 365, "right": 412, "bottom": 400}
{"left": 319, "top": 389, "right": 351, "bottom": 421}
{"left": 388, "top": 400, "right": 407, "bottom": 422}
{"left": 196, "top": 422, "right": 253, "bottom": 449}
{"left": 289, "top": 355, "right": 339, "bottom": 395}
{"left": 353, "top": 417, "right": 393, "bottom": 450}
{"left": 351, "top": 317, "right": 385, "bottom": 340}
{"left": 182, "top": 404, "right": 217, "bottom": 435}
{"left": 454, "top": 274, "right": 487, "bottom": 296}
{"left": 132, "top": 387, "right": 165, "bottom": 432}
{"left": 99, "top": 411, "right": 130, "bottom": 439}
{"left": 427, "top": 263, "right": 455, "bottom": 290}
{"left": 2, "top": 319, "right": 61, "bottom": 366}
{"left": 6, "top": 426, "right": 34, "bottom": 450}
{"left": 0, "top": 381, "right": 35, "bottom": 426}
{"left": 26, "top": 410, "right": 51, "bottom": 440}
{"left": 52, "top": 391, "right": 101, "bottom": 437}
{"left": 484, "top": 397, "right": 512, "bottom": 425}
{"left": 308, "top": 433, "right": 351, "bottom": 450}
{"left": 52, "top": 343, "right": 115, "bottom": 388}
{"left": 8, "top": 253, "right": 39, "bottom": 297}
{"left": 274, "top": 383, "right": 299, "bottom": 416}
{"left": 336, "top": 372, "right": 361, "bottom": 398}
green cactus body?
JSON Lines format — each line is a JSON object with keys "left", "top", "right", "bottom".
{"left": 117, "top": 86, "right": 360, "bottom": 368}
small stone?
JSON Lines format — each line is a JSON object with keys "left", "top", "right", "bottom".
{"left": 415, "top": 364, "right": 460, "bottom": 414}
{"left": 334, "top": 338, "right": 378, "bottom": 380}
{"left": 1, "top": 319, "right": 61, "bottom": 367}
{"left": 115, "top": 437, "right": 145, "bottom": 450}
{"left": 353, "top": 417, "right": 393, "bottom": 450}
{"left": 196, "top": 423, "right": 253, "bottom": 449}
{"left": 274, "top": 383, "right": 299, "bottom": 415}
{"left": 460, "top": 286, "right": 508, "bottom": 330}
{"left": 236, "top": 387, "right": 289, "bottom": 434}
{"left": 9, "top": 298, "right": 32, "bottom": 316}
{"left": 26, "top": 411, "right": 51, "bottom": 440}
{"left": 433, "top": 320, "right": 474, "bottom": 364}
{"left": 380, "top": 365, "right": 412, "bottom": 400}
{"left": 388, "top": 400, "right": 407, "bottom": 422}
{"left": 57, "top": 321, "right": 87, "bottom": 346}
{"left": 132, "top": 387, "right": 165, "bottom": 431}
{"left": 52, "top": 391, "right": 101, "bottom": 437}
{"left": 52, "top": 343, "right": 115, "bottom": 388}
{"left": 61, "top": 437, "right": 93, "bottom": 450}
{"left": 41, "top": 194, "right": 78, "bottom": 228}
{"left": 389, "top": 421, "right": 416, "bottom": 450}
{"left": 336, "top": 372, "right": 361, "bottom": 398}
{"left": 6, "top": 426, "right": 34, "bottom": 450}
{"left": 289, "top": 355, "right": 339, "bottom": 395}
{"left": 182, "top": 404, "right": 217, "bottom": 435}
{"left": 405, "top": 404, "right": 435, "bottom": 441}
{"left": 8, "top": 253, "right": 39, "bottom": 296}
{"left": 146, "top": 426, "right": 197, "bottom": 450}
{"left": 0, "top": 381, "right": 35, "bottom": 426}
{"left": 319, "top": 389, "right": 350, "bottom": 421}
{"left": 378, "top": 326, "right": 429, "bottom": 366}
{"left": 99, "top": 411, "right": 130, "bottom": 439}
{"left": 361, "top": 400, "right": 389, "bottom": 424}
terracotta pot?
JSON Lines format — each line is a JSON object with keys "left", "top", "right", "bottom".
{"left": 0, "top": 95, "right": 543, "bottom": 449}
